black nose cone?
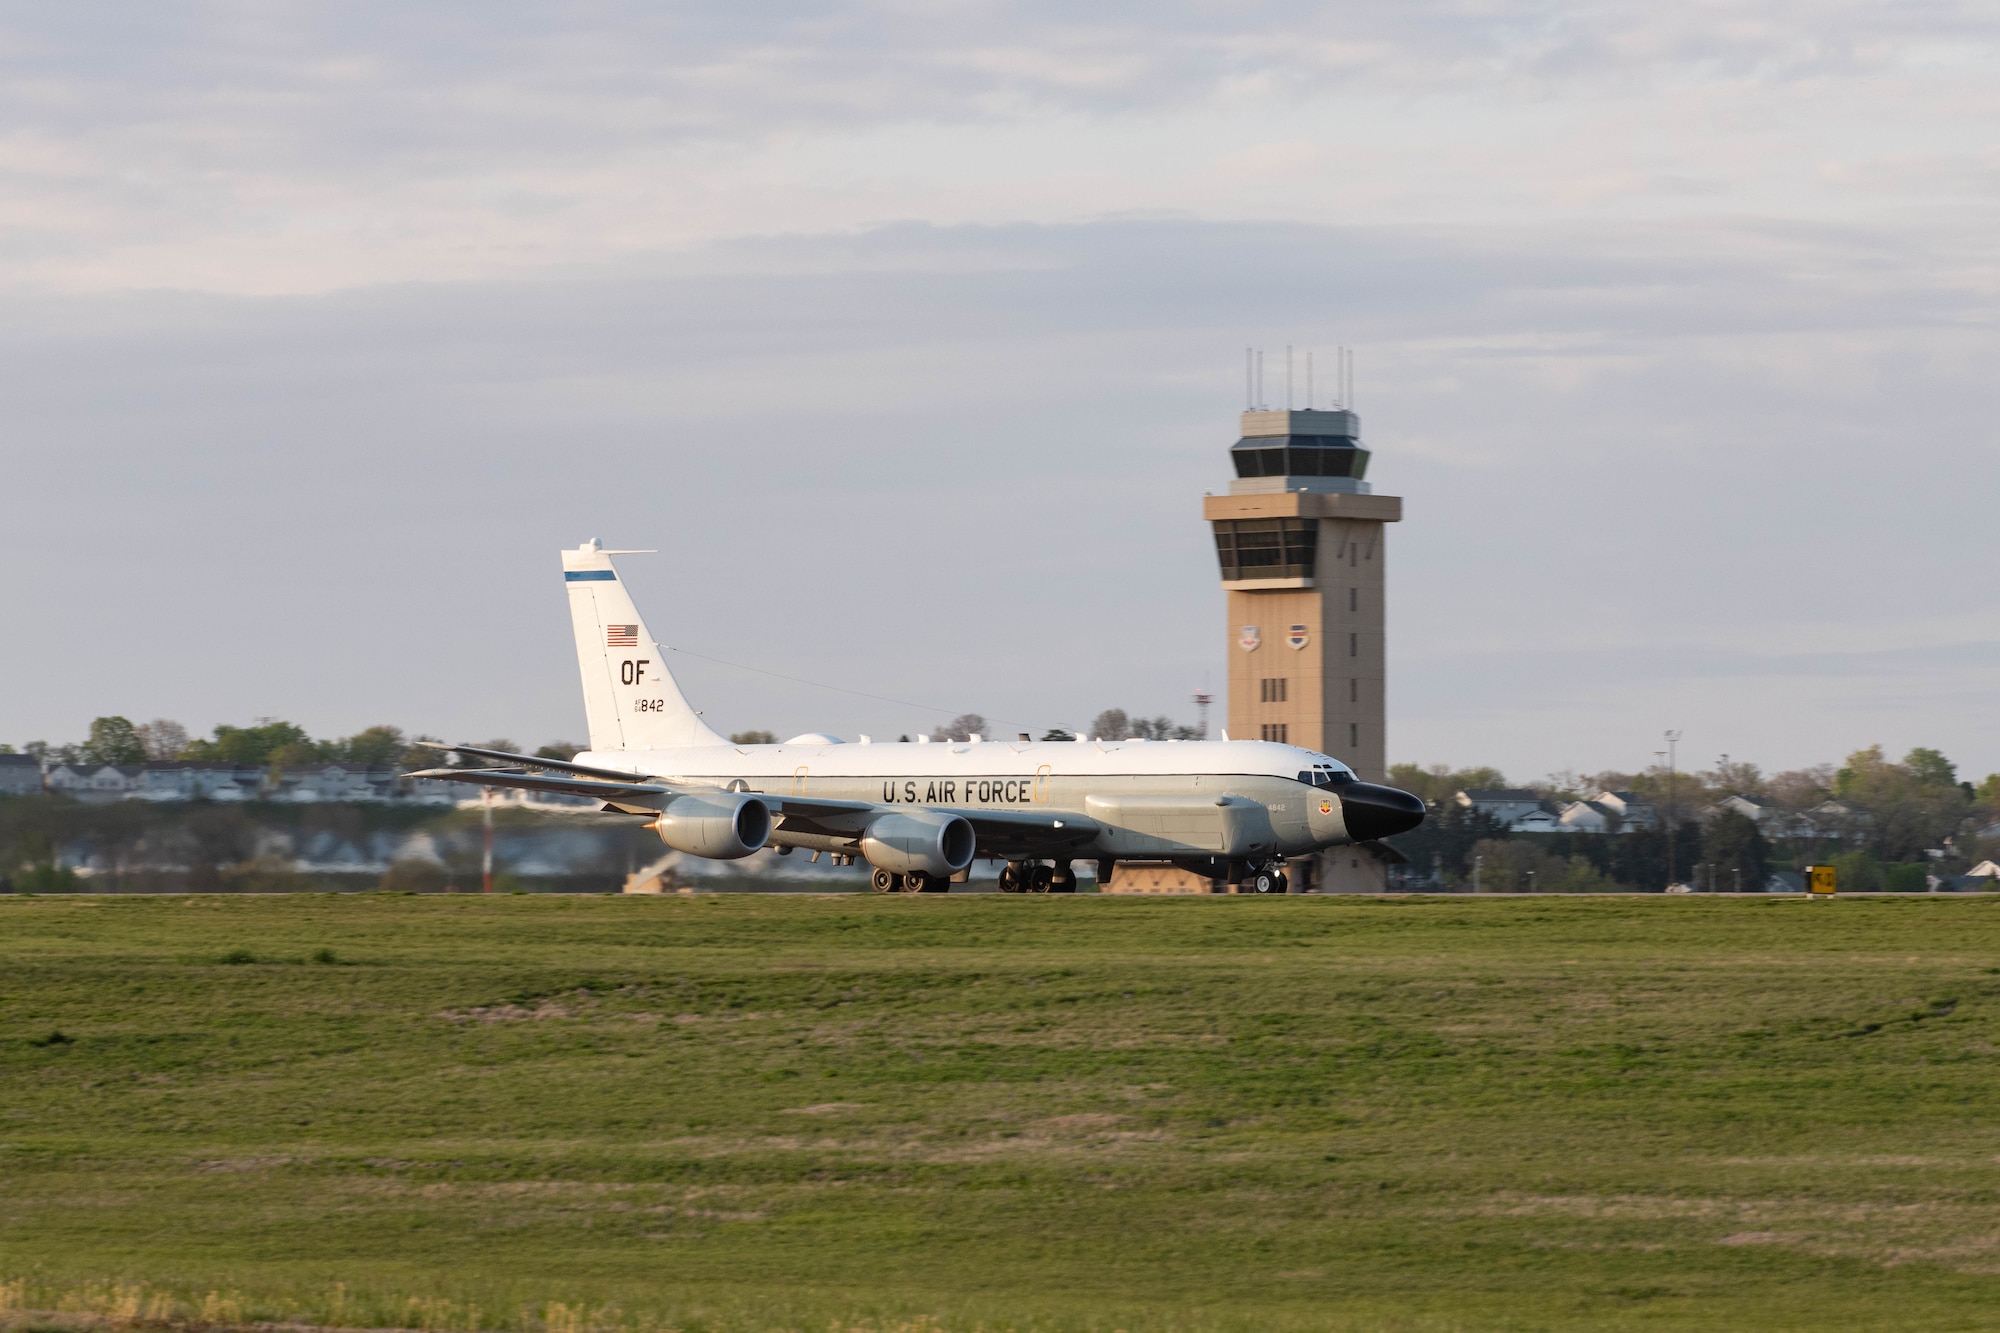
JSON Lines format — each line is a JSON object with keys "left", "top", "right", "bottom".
{"left": 1340, "top": 782, "right": 1426, "bottom": 841}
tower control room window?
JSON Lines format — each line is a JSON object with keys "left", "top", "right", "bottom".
{"left": 1259, "top": 678, "right": 1287, "bottom": 703}
{"left": 1261, "top": 724, "right": 1289, "bottom": 743}
{"left": 1213, "top": 518, "right": 1317, "bottom": 581}
{"left": 1230, "top": 436, "right": 1371, "bottom": 480}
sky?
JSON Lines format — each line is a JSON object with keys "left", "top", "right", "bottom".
{"left": 2, "top": 1, "right": 1997, "bottom": 784}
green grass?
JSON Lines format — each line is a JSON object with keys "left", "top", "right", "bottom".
{"left": 3, "top": 893, "right": 2000, "bottom": 1331}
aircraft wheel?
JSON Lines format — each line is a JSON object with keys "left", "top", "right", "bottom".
{"left": 871, "top": 867, "right": 900, "bottom": 894}
{"left": 1249, "top": 869, "right": 1278, "bottom": 894}
{"left": 905, "top": 871, "right": 946, "bottom": 893}
{"left": 999, "top": 862, "right": 1028, "bottom": 893}
{"left": 1030, "top": 864, "right": 1055, "bottom": 894}
{"left": 1049, "top": 863, "right": 1077, "bottom": 894}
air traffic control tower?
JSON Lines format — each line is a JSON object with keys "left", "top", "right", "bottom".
{"left": 1203, "top": 408, "right": 1402, "bottom": 782}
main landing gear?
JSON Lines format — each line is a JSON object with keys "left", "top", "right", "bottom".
{"left": 1246, "top": 861, "right": 1288, "bottom": 895}
{"left": 871, "top": 868, "right": 949, "bottom": 893}
{"left": 998, "top": 860, "right": 1076, "bottom": 894}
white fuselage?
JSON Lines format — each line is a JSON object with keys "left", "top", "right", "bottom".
{"left": 578, "top": 737, "right": 1357, "bottom": 860}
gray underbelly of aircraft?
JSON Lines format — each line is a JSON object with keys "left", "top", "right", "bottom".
{"left": 679, "top": 772, "right": 1327, "bottom": 859}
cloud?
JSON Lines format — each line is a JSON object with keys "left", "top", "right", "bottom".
{"left": 0, "top": 3, "right": 1995, "bottom": 291}
{"left": 2, "top": 214, "right": 1996, "bottom": 777}
{"left": 0, "top": 4, "right": 1996, "bottom": 778}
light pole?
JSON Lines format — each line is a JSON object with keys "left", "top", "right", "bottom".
{"left": 482, "top": 786, "right": 495, "bottom": 894}
{"left": 1664, "top": 730, "right": 1682, "bottom": 890}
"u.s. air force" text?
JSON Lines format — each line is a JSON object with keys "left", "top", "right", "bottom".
{"left": 882, "top": 779, "right": 1033, "bottom": 805}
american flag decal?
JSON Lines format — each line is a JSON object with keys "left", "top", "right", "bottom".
{"left": 606, "top": 624, "right": 640, "bottom": 647}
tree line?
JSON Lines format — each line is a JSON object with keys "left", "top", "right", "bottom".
{"left": 3, "top": 717, "right": 584, "bottom": 775}
{"left": 1387, "top": 746, "right": 2000, "bottom": 892}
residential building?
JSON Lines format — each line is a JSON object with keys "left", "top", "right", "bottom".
{"left": 1457, "top": 789, "right": 1546, "bottom": 826}
{"left": 1557, "top": 799, "right": 1618, "bottom": 834}
{"left": 133, "top": 762, "right": 258, "bottom": 802}
{"left": 461, "top": 785, "right": 598, "bottom": 811}
{"left": 405, "top": 776, "right": 465, "bottom": 806}
{"left": 1592, "top": 790, "right": 1657, "bottom": 829}
{"left": 1805, "top": 799, "right": 1870, "bottom": 842}
{"left": 0, "top": 753, "right": 41, "bottom": 795}
{"left": 1708, "top": 793, "right": 1816, "bottom": 840}
{"left": 276, "top": 763, "right": 395, "bottom": 803}
{"left": 1509, "top": 805, "right": 1565, "bottom": 834}
{"left": 44, "top": 764, "right": 142, "bottom": 803}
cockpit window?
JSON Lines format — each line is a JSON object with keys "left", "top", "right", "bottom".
{"left": 1296, "top": 766, "right": 1354, "bottom": 789}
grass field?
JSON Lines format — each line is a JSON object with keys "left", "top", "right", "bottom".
{"left": 3, "top": 893, "right": 2000, "bottom": 1332}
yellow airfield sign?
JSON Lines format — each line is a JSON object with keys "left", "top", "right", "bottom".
{"left": 1806, "top": 865, "right": 1837, "bottom": 896}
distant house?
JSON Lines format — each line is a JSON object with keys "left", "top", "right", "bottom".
{"left": 1455, "top": 789, "right": 1579, "bottom": 835}
{"left": 1509, "top": 805, "right": 1566, "bottom": 834}
{"left": 1968, "top": 861, "right": 2000, "bottom": 880}
{"left": 44, "top": 764, "right": 142, "bottom": 803}
{"left": 0, "top": 753, "right": 41, "bottom": 796}
{"left": 1593, "top": 791, "right": 1657, "bottom": 829}
{"left": 1708, "top": 793, "right": 1815, "bottom": 840}
{"left": 405, "top": 776, "right": 464, "bottom": 807}
{"left": 1712, "top": 792, "right": 1776, "bottom": 824}
{"left": 1457, "top": 789, "right": 1546, "bottom": 826}
{"left": 133, "top": 761, "right": 258, "bottom": 802}
{"left": 1551, "top": 790, "right": 1660, "bottom": 835}
{"left": 1805, "top": 799, "right": 1870, "bottom": 842}
{"left": 1557, "top": 800, "right": 1616, "bottom": 834}
{"left": 275, "top": 763, "right": 394, "bottom": 803}
{"left": 462, "top": 784, "right": 598, "bottom": 811}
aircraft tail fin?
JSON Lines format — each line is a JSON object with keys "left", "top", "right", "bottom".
{"left": 561, "top": 540, "right": 727, "bottom": 753}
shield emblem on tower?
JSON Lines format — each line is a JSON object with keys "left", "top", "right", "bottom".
{"left": 1239, "top": 625, "right": 1261, "bottom": 652}
{"left": 1287, "top": 624, "right": 1310, "bottom": 650}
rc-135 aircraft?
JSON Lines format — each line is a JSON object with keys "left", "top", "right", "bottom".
{"left": 412, "top": 540, "right": 1425, "bottom": 894}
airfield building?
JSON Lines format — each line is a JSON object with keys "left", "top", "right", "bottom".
{"left": 1204, "top": 408, "right": 1402, "bottom": 784}
{"left": 1194, "top": 405, "right": 1409, "bottom": 894}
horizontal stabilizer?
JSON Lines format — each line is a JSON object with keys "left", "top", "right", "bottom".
{"left": 404, "top": 766, "right": 675, "bottom": 806}
{"left": 414, "top": 740, "right": 643, "bottom": 784}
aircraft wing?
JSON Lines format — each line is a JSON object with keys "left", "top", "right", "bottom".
{"left": 406, "top": 743, "right": 1100, "bottom": 859}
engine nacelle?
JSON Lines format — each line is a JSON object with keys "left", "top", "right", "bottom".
{"left": 651, "top": 792, "right": 771, "bottom": 860}
{"left": 860, "top": 810, "right": 976, "bottom": 877}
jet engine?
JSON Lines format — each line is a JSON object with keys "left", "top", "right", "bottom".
{"left": 651, "top": 792, "right": 772, "bottom": 860}
{"left": 860, "top": 810, "right": 976, "bottom": 877}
